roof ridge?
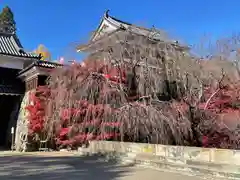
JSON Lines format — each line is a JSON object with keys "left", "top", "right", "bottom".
{"left": 105, "top": 10, "right": 132, "bottom": 26}
{"left": 37, "top": 59, "right": 63, "bottom": 65}
{"left": 104, "top": 10, "right": 157, "bottom": 32}
{"left": 103, "top": 11, "right": 171, "bottom": 40}
{"left": 87, "top": 10, "right": 189, "bottom": 50}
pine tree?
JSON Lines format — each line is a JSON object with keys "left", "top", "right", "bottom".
{"left": 0, "top": 6, "right": 16, "bottom": 33}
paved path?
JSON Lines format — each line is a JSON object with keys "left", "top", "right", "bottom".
{"left": 0, "top": 153, "right": 204, "bottom": 180}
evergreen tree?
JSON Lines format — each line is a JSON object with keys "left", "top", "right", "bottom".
{"left": 0, "top": 6, "right": 16, "bottom": 33}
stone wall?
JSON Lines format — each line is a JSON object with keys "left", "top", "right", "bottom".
{"left": 15, "top": 90, "right": 33, "bottom": 152}
{"left": 84, "top": 141, "right": 240, "bottom": 179}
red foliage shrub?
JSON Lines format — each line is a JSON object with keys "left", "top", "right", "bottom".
{"left": 54, "top": 100, "right": 123, "bottom": 148}
{"left": 198, "top": 83, "right": 240, "bottom": 149}
{"left": 38, "top": 58, "right": 240, "bottom": 150}
{"left": 40, "top": 61, "right": 131, "bottom": 149}
{"left": 25, "top": 86, "right": 50, "bottom": 138}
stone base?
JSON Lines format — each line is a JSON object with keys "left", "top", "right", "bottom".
{"left": 15, "top": 91, "right": 33, "bottom": 152}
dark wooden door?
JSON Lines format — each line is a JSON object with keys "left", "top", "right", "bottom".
{"left": 0, "top": 95, "right": 17, "bottom": 147}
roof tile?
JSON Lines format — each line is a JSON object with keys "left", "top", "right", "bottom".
{"left": 0, "top": 32, "right": 40, "bottom": 58}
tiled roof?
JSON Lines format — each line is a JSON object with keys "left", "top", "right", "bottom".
{"left": 81, "top": 10, "right": 189, "bottom": 52}
{"left": 0, "top": 84, "right": 24, "bottom": 95}
{"left": 105, "top": 14, "right": 178, "bottom": 43}
{"left": 0, "top": 32, "right": 40, "bottom": 58}
{"left": 18, "top": 60, "right": 64, "bottom": 75}
{"left": 91, "top": 10, "right": 175, "bottom": 43}
{"left": 35, "top": 60, "right": 63, "bottom": 68}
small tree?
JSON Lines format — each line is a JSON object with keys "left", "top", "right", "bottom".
{"left": 34, "top": 44, "right": 52, "bottom": 61}
{"left": 43, "top": 29, "right": 196, "bottom": 149}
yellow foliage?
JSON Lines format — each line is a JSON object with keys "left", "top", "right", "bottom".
{"left": 34, "top": 44, "right": 51, "bottom": 61}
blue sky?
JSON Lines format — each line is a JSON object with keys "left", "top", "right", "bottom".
{"left": 1, "top": 0, "right": 240, "bottom": 61}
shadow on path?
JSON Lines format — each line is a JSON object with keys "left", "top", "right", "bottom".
{"left": 0, "top": 154, "right": 133, "bottom": 180}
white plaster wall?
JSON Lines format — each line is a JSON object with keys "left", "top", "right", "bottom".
{"left": 0, "top": 55, "right": 24, "bottom": 69}
{"left": 93, "top": 19, "right": 118, "bottom": 41}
